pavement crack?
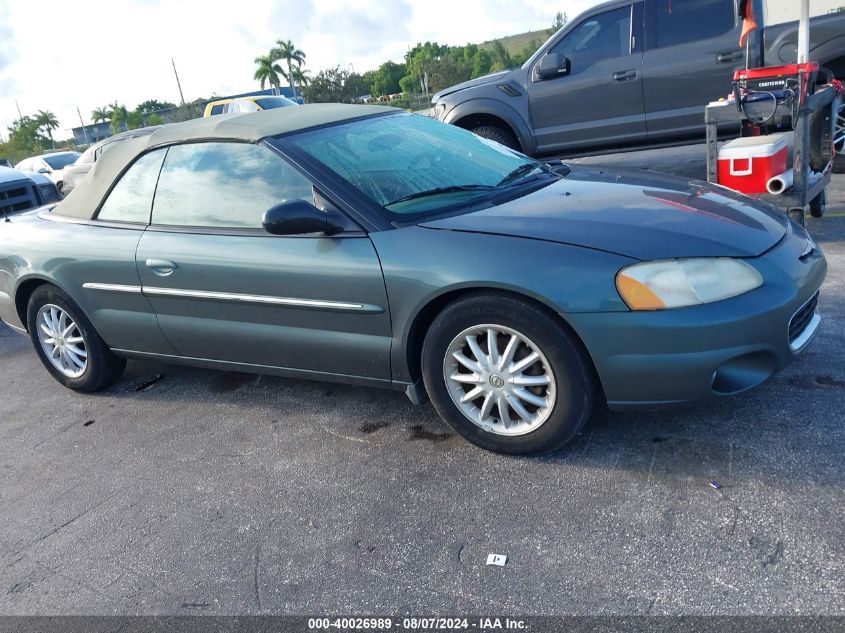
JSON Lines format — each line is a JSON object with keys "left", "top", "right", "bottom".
{"left": 253, "top": 543, "right": 262, "bottom": 612}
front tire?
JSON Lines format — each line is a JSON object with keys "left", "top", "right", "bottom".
{"left": 471, "top": 125, "right": 519, "bottom": 151}
{"left": 27, "top": 285, "right": 126, "bottom": 392}
{"left": 422, "top": 294, "right": 596, "bottom": 455}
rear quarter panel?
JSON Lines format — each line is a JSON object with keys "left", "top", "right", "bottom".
{"left": 0, "top": 212, "right": 174, "bottom": 354}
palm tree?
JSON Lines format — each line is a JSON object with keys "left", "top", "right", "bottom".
{"left": 91, "top": 106, "right": 112, "bottom": 123}
{"left": 271, "top": 39, "right": 306, "bottom": 99}
{"left": 254, "top": 54, "right": 283, "bottom": 95}
{"left": 109, "top": 101, "right": 128, "bottom": 134}
{"left": 35, "top": 110, "right": 59, "bottom": 148}
{"left": 291, "top": 65, "right": 311, "bottom": 102}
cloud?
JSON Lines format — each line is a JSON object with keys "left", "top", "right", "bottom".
{"left": 267, "top": 0, "right": 317, "bottom": 42}
{"left": 315, "top": 1, "right": 413, "bottom": 56}
{"left": 0, "top": 4, "right": 16, "bottom": 72}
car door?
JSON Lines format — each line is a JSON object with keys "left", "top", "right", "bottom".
{"left": 75, "top": 148, "right": 178, "bottom": 355}
{"left": 528, "top": 2, "right": 646, "bottom": 153}
{"left": 641, "top": 0, "right": 743, "bottom": 140}
{"left": 135, "top": 141, "right": 393, "bottom": 382}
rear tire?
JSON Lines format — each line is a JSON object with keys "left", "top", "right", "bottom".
{"left": 421, "top": 293, "right": 596, "bottom": 455}
{"left": 27, "top": 285, "right": 126, "bottom": 392}
{"left": 471, "top": 125, "right": 520, "bottom": 151}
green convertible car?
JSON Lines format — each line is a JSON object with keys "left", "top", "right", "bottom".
{"left": 0, "top": 104, "right": 826, "bottom": 454}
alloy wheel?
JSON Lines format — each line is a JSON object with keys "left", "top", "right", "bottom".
{"left": 36, "top": 304, "right": 87, "bottom": 378}
{"left": 443, "top": 324, "right": 556, "bottom": 436}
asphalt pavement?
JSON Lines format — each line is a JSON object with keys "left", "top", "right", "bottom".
{"left": 0, "top": 144, "right": 843, "bottom": 615}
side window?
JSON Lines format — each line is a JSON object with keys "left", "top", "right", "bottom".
{"left": 96, "top": 149, "right": 166, "bottom": 223}
{"left": 550, "top": 5, "right": 632, "bottom": 73}
{"left": 151, "top": 142, "right": 315, "bottom": 229}
{"left": 210, "top": 104, "right": 224, "bottom": 115}
{"left": 655, "top": 0, "right": 735, "bottom": 48}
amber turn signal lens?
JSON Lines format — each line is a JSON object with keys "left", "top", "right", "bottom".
{"left": 616, "top": 273, "right": 667, "bottom": 310}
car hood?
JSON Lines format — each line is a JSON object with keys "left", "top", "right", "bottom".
{"left": 419, "top": 166, "right": 788, "bottom": 260}
{"left": 432, "top": 70, "right": 513, "bottom": 100}
{"left": 0, "top": 166, "right": 33, "bottom": 186}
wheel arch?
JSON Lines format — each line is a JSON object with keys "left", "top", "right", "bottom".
{"left": 402, "top": 285, "right": 602, "bottom": 397}
{"left": 14, "top": 276, "right": 70, "bottom": 332}
{"left": 444, "top": 99, "right": 535, "bottom": 154}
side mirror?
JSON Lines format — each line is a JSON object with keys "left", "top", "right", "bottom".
{"left": 37, "top": 167, "right": 51, "bottom": 174}
{"left": 537, "top": 53, "right": 570, "bottom": 79}
{"left": 262, "top": 200, "right": 340, "bottom": 236}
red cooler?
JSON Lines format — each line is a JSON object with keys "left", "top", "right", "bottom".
{"left": 717, "top": 135, "right": 788, "bottom": 194}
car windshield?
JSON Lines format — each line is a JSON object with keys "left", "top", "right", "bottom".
{"left": 283, "top": 112, "right": 552, "bottom": 217}
{"left": 43, "top": 153, "right": 81, "bottom": 169}
{"left": 255, "top": 96, "right": 298, "bottom": 109}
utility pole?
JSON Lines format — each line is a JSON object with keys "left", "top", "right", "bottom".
{"left": 76, "top": 107, "right": 90, "bottom": 145}
{"left": 14, "top": 99, "right": 23, "bottom": 121}
{"left": 172, "top": 57, "right": 186, "bottom": 105}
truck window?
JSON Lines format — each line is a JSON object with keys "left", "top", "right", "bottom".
{"left": 655, "top": 0, "right": 735, "bottom": 48}
{"left": 210, "top": 104, "right": 224, "bottom": 115}
{"left": 550, "top": 5, "right": 632, "bottom": 74}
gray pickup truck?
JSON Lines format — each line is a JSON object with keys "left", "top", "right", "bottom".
{"left": 432, "top": 0, "right": 845, "bottom": 170}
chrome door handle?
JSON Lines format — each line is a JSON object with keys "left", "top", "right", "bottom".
{"left": 717, "top": 51, "right": 743, "bottom": 64}
{"left": 612, "top": 69, "right": 637, "bottom": 81}
{"left": 145, "top": 258, "right": 178, "bottom": 276}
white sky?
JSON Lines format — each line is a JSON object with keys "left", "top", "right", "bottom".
{"left": 0, "top": 0, "right": 600, "bottom": 139}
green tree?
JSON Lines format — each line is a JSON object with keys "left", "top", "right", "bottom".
{"left": 126, "top": 111, "right": 144, "bottom": 130}
{"left": 405, "top": 42, "right": 449, "bottom": 93}
{"left": 291, "top": 65, "right": 311, "bottom": 100}
{"left": 7, "top": 116, "right": 48, "bottom": 154}
{"left": 489, "top": 41, "right": 513, "bottom": 72}
{"left": 35, "top": 110, "right": 59, "bottom": 148}
{"left": 399, "top": 74, "right": 418, "bottom": 95}
{"left": 371, "top": 61, "right": 406, "bottom": 97}
{"left": 135, "top": 99, "right": 176, "bottom": 114}
{"left": 303, "top": 66, "right": 368, "bottom": 103}
{"left": 91, "top": 106, "right": 112, "bottom": 123}
{"left": 548, "top": 12, "right": 567, "bottom": 35}
{"left": 254, "top": 54, "right": 283, "bottom": 94}
{"left": 472, "top": 49, "right": 493, "bottom": 78}
{"left": 109, "top": 102, "right": 128, "bottom": 134}
{"left": 272, "top": 39, "right": 306, "bottom": 99}
{"left": 146, "top": 113, "right": 165, "bottom": 126}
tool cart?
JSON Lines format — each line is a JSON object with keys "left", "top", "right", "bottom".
{"left": 704, "top": 0, "right": 842, "bottom": 225}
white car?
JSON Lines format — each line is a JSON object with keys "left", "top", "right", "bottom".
{"left": 61, "top": 128, "right": 160, "bottom": 196}
{"left": 15, "top": 151, "right": 81, "bottom": 194}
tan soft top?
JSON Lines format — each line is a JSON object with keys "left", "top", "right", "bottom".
{"left": 55, "top": 103, "right": 398, "bottom": 220}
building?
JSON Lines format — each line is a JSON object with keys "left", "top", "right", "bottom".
{"left": 71, "top": 87, "right": 302, "bottom": 147}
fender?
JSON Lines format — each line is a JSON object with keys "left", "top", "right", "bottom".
{"left": 443, "top": 98, "right": 537, "bottom": 155}
{"left": 811, "top": 36, "right": 845, "bottom": 75}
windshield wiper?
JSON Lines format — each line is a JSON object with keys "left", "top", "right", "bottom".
{"left": 385, "top": 184, "right": 497, "bottom": 207}
{"left": 496, "top": 163, "right": 549, "bottom": 187}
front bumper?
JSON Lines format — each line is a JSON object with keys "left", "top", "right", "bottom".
{"left": 567, "top": 222, "right": 827, "bottom": 409}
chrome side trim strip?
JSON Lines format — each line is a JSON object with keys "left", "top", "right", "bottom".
{"left": 141, "top": 286, "right": 379, "bottom": 312}
{"left": 789, "top": 312, "right": 821, "bottom": 352}
{"left": 82, "top": 283, "right": 143, "bottom": 294}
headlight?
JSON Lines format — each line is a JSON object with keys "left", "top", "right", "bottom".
{"left": 616, "top": 258, "right": 763, "bottom": 310}
{"left": 434, "top": 102, "right": 446, "bottom": 119}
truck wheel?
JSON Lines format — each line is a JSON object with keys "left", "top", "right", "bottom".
{"left": 472, "top": 125, "right": 520, "bottom": 152}
{"left": 809, "top": 190, "right": 826, "bottom": 218}
{"left": 834, "top": 102, "right": 844, "bottom": 174}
